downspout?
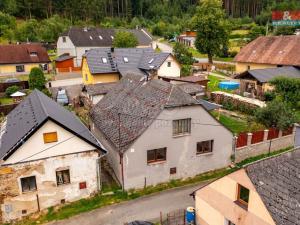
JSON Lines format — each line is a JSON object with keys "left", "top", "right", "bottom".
{"left": 120, "top": 152, "right": 125, "bottom": 191}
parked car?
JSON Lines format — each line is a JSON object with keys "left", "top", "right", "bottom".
{"left": 127, "top": 221, "right": 154, "bottom": 225}
{"left": 5, "top": 78, "right": 20, "bottom": 83}
{"left": 56, "top": 89, "right": 69, "bottom": 105}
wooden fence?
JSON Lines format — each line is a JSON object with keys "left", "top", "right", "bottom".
{"left": 56, "top": 67, "right": 81, "bottom": 73}
{"left": 0, "top": 81, "right": 29, "bottom": 93}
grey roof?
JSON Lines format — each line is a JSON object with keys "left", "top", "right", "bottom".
{"left": 197, "top": 99, "right": 221, "bottom": 111}
{"left": 85, "top": 48, "right": 170, "bottom": 76}
{"left": 0, "top": 90, "right": 106, "bottom": 161}
{"left": 61, "top": 27, "right": 152, "bottom": 47}
{"left": 177, "top": 83, "right": 205, "bottom": 95}
{"left": 55, "top": 54, "right": 75, "bottom": 62}
{"left": 246, "top": 150, "right": 300, "bottom": 225}
{"left": 84, "top": 82, "right": 117, "bottom": 96}
{"left": 237, "top": 66, "right": 300, "bottom": 83}
{"left": 90, "top": 73, "right": 200, "bottom": 152}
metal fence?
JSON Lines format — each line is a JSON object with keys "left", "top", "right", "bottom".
{"left": 161, "top": 209, "right": 189, "bottom": 225}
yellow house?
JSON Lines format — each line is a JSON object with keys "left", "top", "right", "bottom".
{"left": 234, "top": 35, "right": 300, "bottom": 73}
{"left": 0, "top": 44, "right": 51, "bottom": 75}
{"left": 81, "top": 48, "right": 181, "bottom": 85}
{"left": 193, "top": 149, "right": 299, "bottom": 225}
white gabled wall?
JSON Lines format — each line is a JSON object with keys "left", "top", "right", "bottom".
{"left": 157, "top": 55, "right": 181, "bottom": 78}
{"left": 122, "top": 105, "right": 233, "bottom": 190}
{"left": 57, "top": 36, "right": 76, "bottom": 59}
{"left": 4, "top": 120, "right": 96, "bottom": 165}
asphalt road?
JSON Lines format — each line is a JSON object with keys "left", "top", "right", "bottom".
{"left": 49, "top": 182, "right": 208, "bottom": 225}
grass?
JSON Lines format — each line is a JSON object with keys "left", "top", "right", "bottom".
{"left": 0, "top": 73, "right": 54, "bottom": 82}
{"left": 207, "top": 75, "right": 223, "bottom": 92}
{"left": 211, "top": 111, "right": 249, "bottom": 134}
{"left": 0, "top": 97, "right": 14, "bottom": 105}
{"left": 12, "top": 146, "right": 294, "bottom": 225}
{"left": 231, "top": 30, "right": 250, "bottom": 35}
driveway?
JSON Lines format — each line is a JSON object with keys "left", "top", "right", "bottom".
{"left": 48, "top": 78, "right": 83, "bottom": 88}
{"left": 154, "top": 41, "right": 173, "bottom": 53}
{"left": 50, "top": 182, "right": 209, "bottom": 225}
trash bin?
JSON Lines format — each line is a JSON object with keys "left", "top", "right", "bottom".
{"left": 186, "top": 206, "right": 195, "bottom": 224}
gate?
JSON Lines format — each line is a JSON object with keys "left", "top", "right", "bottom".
{"left": 161, "top": 209, "right": 189, "bottom": 225}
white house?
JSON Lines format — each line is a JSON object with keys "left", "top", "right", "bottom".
{"left": 90, "top": 74, "right": 233, "bottom": 190}
{"left": 57, "top": 27, "right": 153, "bottom": 67}
{"left": 0, "top": 90, "right": 107, "bottom": 223}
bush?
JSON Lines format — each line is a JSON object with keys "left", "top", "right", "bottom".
{"left": 5, "top": 85, "right": 19, "bottom": 97}
{"left": 28, "top": 67, "right": 46, "bottom": 90}
{"left": 181, "top": 65, "right": 192, "bottom": 77}
{"left": 113, "top": 31, "right": 138, "bottom": 48}
{"left": 263, "top": 91, "right": 276, "bottom": 101}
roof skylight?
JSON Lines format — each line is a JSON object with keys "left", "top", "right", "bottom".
{"left": 102, "top": 57, "right": 108, "bottom": 63}
{"left": 123, "top": 57, "right": 129, "bottom": 63}
{"left": 99, "top": 35, "right": 103, "bottom": 40}
{"left": 148, "top": 58, "right": 154, "bottom": 64}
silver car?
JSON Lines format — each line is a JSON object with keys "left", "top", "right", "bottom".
{"left": 56, "top": 89, "right": 69, "bottom": 105}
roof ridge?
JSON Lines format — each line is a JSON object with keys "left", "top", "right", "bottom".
{"left": 34, "top": 89, "right": 49, "bottom": 117}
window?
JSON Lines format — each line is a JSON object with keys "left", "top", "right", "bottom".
{"left": 247, "top": 65, "right": 250, "bottom": 70}
{"left": 21, "top": 176, "right": 37, "bottom": 193}
{"left": 170, "top": 167, "right": 177, "bottom": 174}
{"left": 147, "top": 148, "right": 167, "bottom": 163}
{"left": 225, "top": 219, "right": 236, "bottom": 225}
{"left": 62, "top": 36, "right": 66, "bottom": 42}
{"left": 173, "top": 119, "right": 191, "bottom": 136}
{"left": 40, "top": 64, "right": 48, "bottom": 71}
{"left": 197, "top": 140, "right": 214, "bottom": 154}
{"left": 56, "top": 169, "right": 70, "bottom": 186}
{"left": 102, "top": 57, "right": 108, "bottom": 63}
{"left": 167, "top": 61, "right": 171, "bottom": 67}
{"left": 123, "top": 57, "right": 129, "bottom": 63}
{"left": 16, "top": 65, "right": 25, "bottom": 72}
{"left": 237, "top": 184, "right": 250, "bottom": 207}
{"left": 43, "top": 132, "right": 58, "bottom": 143}
{"left": 30, "top": 52, "right": 37, "bottom": 57}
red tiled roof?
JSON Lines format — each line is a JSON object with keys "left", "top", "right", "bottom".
{"left": 234, "top": 35, "right": 300, "bottom": 66}
{"left": 0, "top": 44, "right": 50, "bottom": 65}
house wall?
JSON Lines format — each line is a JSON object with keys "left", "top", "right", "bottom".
{"left": 0, "top": 63, "right": 50, "bottom": 76}
{"left": 81, "top": 57, "right": 120, "bottom": 84}
{"left": 3, "top": 120, "right": 97, "bottom": 165}
{"left": 235, "top": 62, "right": 276, "bottom": 73}
{"left": 91, "top": 94, "right": 105, "bottom": 105}
{"left": 55, "top": 58, "right": 74, "bottom": 69}
{"left": 0, "top": 151, "right": 99, "bottom": 222}
{"left": 195, "top": 169, "right": 276, "bottom": 225}
{"left": 56, "top": 36, "right": 76, "bottom": 64}
{"left": 157, "top": 55, "right": 181, "bottom": 78}
{"left": 122, "top": 105, "right": 233, "bottom": 190}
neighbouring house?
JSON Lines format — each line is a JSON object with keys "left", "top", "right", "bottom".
{"left": 234, "top": 35, "right": 300, "bottom": 73}
{"left": 176, "top": 31, "right": 197, "bottom": 48}
{"left": 160, "top": 74, "right": 209, "bottom": 89}
{"left": 0, "top": 90, "right": 106, "bottom": 223}
{"left": 90, "top": 73, "right": 233, "bottom": 190}
{"left": 235, "top": 66, "right": 300, "bottom": 99}
{"left": 192, "top": 149, "right": 300, "bottom": 225}
{"left": 81, "top": 48, "right": 181, "bottom": 85}
{"left": 0, "top": 44, "right": 51, "bottom": 76}
{"left": 57, "top": 27, "right": 153, "bottom": 67}
{"left": 54, "top": 53, "right": 77, "bottom": 73}
{"left": 82, "top": 82, "right": 117, "bottom": 105}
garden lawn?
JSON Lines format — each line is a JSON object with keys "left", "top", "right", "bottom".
{"left": 207, "top": 75, "right": 223, "bottom": 92}
{"left": 0, "top": 73, "right": 54, "bottom": 82}
{"left": 0, "top": 97, "right": 13, "bottom": 105}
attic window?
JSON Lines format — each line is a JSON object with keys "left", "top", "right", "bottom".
{"left": 89, "top": 36, "right": 93, "bottom": 40}
{"left": 102, "top": 57, "right": 108, "bottom": 63}
{"left": 43, "top": 132, "right": 58, "bottom": 143}
{"left": 111, "top": 36, "right": 114, "bottom": 40}
{"left": 30, "top": 52, "right": 37, "bottom": 57}
{"left": 123, "top": 57, "right": 129, "bottom": 63}
{"left": 99, "top": 35, "right": 103, "bottom": 40}
{"left": 148, "top": 58, "right": 154, "bottom": 64}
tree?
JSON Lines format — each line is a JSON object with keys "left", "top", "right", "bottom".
{"left": 15, "top": 19, "right": 39, "bottom": 42}
{"left": 28, "top": 67, "right": 46, "bottom": 90}
{"left": 270, "top": 77, "right": 300, "bottom": 108}
{"left": 113, "top": 31, "right": 138, "bottom": 48}
{"left": 173, "top": 42, "right": 194, "bottom": 65}
{"left": 248, "top": 25, "right": 265, "bottom": 41}
{"left": 5, "top": 85, "right": 19, "bottom": 97}
{"left": 254, "top": 100, "right": 296, "bottom": 130}
{"left": 0, "top": 11, "right": 16, "bottom": 40}
{"left": 193, "top": 0, "right": 230, "bottom": 63}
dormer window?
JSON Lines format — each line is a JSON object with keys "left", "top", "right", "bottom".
{"left": 30, "top": 52, "right": 37, "bottom": 57}
{"left": 123, "top": 57, "right": 129, "bottom": 63}
{"left": 99, "top": 35, "right": 103, "bottom": 40}
{"left": 89, "top": 36, "right": 93, "bottom": 40}
{"left": 102, "top": 57, "right": 108, "bottom": 63}
{"left": 148, "top": 58, "right": 154, "bottom": 64}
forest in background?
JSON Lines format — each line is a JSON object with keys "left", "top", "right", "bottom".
{"left": 0, "top": 0, "right": 300, "bottom": 43}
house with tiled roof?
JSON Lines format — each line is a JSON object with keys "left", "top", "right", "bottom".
{"left": 0, "top": 43, "right": 51, "bottom": 75}
{"left": 81, "top": 47, "right": 181, "bottom": 84}
{"left": 57, "top": 27, "right": 153, "bottom": 67}
{"left": 0, "top": 90, "right": 106, "bottom": 223}
{"left": 90, "top": 73, "right": 233, "bottom": 190}
{"left": 234, "top": 35, "right": 300, "bottom": 73}
{"left": 193, "top": 149, "right": 300, "bottom": 225}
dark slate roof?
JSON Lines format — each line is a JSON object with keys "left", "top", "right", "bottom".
{"left": 84, "top": 82, "right": 117, "bottom": 96}
{"left": 61, "top": 27, "right": 152, "bottom": 47}
{"left": 177, "top": 83, "right": 205, "bottom": 95}
{"left": 0, "top": 90, "right": 106, "bottom": 161}
{"left": 197, "top": 99, "right": 221, "bottom": 111}
{"left": 246, "top": 150, "right": 300, "bottom": 225}
{"left": 85, "top": 48, "right": 170, "bottom": 76}
{"left": 236, "top": 66, "right": 300, "bottom": 83}
{"left": 90, "top": 73, "right": 199, "bottom": 152}
{"left": 55, "top": 53, "right": 75, "bottom": 62}
{"left": 0, "top": 44, "right": 50, "bottom": 64}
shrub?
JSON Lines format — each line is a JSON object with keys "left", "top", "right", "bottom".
{"left": 5, "top": 85, "right": 19, "bottom": 97}
{"left": 29, "top": 67, "right": 46, "bottom": 90}
{"left": 263, "top": 91, "right": 276, "bottom": 101}
{"left": 112, "top": 31, "right": 138, "bottom": 48}
{"left": 181, "top": 65, "right": 192, "bottom": 77}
